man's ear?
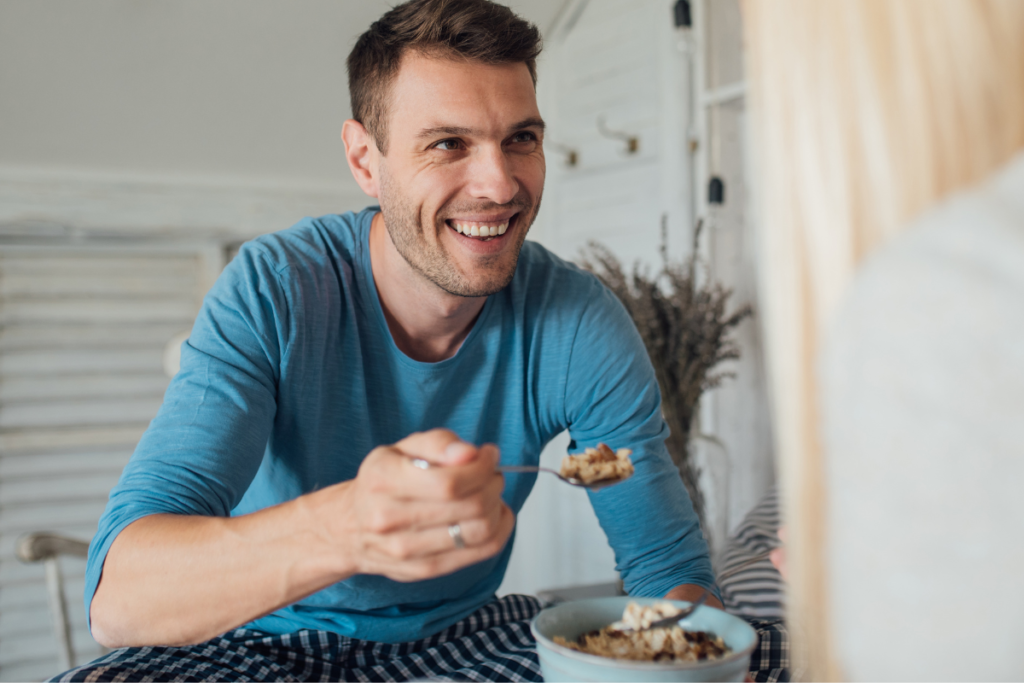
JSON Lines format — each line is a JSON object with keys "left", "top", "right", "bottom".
{"left": 342, "top": 119, "right": 380, "bottom": 199}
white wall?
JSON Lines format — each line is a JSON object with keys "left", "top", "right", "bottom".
{"left": 699, "top": 0, "right": 776, "bottom": 538}
{"left": 502, "top": 0, "right": 775, "bottom": 598}
{"left": 0, "top": 0, "right": 563, "bottom": 236}
{"left": 0, "top": 0, "right": 560, "bottom": 189}
{"left": 1, "top": 1, "right": 352, "bottom": 190}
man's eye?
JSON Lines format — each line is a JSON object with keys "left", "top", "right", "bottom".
{"left": 434, "top": 139, "right": 463, "bottom": 151}
{"left": 511, "top": 131, "right": 537, "bottom": 143}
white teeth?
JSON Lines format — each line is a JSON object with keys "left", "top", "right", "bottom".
{"left": 450, "top": 220, "right": 512, "bottom": 238}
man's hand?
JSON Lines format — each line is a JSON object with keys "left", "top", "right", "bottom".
{"left": 320, "top": 429, "right": 515, "bottom": 582}
{"left": 664, "top": 584, "right": 724, "bottom": 610}
{"left": 769, "top": 526, "right": 787, "bottom": 580}
{"left": 91, "top": 429, "right": 514, "bottom": 648}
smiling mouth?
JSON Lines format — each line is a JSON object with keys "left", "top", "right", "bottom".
{"left": 446, "top": 214, "right": 516, "bottom": 241}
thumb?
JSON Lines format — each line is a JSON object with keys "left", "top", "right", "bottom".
{"left": 396, "top": 428, "right": 478, "bottom": 466}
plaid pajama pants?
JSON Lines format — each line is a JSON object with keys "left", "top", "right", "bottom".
{"left": 51, "top": 595, "right": 790, "bottom": 682}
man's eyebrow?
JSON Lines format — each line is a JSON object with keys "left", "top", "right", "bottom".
{"left": 416, "top": 125, "right": 475, "bottom": 139}
{"left": 415, "top": 118, "right": 546, "bottom": 140}
{"left": 509, "top": 117, "right": 546, "bottom": 133}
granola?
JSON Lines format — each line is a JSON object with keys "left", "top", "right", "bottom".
{"left": 559, "top": 443, "right": 634, "bottom": 485}
{"left": 553, "top": 601, "right": 729, "bottom": 663}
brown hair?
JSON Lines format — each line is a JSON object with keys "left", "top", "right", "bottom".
{"left": 347, "top": 0, "right": 542, "bottom": 154}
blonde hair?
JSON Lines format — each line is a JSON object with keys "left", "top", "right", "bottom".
{"left": 741, "top": 0, "right": 1024, "bottom": 677}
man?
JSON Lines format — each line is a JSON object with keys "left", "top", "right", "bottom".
{"left": 56, "top": 1, "right": 716, "bottom": 680}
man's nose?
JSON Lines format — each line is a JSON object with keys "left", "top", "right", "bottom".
{"left": 466, "top": 146, "right": 519, "bottom": 205}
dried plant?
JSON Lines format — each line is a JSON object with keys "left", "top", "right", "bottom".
{"left": 579, "top": 219, "right": 753, "bottom": 534}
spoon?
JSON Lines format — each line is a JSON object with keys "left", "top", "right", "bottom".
{"left": 630, "top": 549, "right": 776, "bottom": 631}
{"left": 497, "top": 464, "right": 632, "bottom": 491}
{"left": 410, "top": 459, "right": 633, "bottom": 491}
{"left": 626, "top": 592, "right": 710, "bottom": 632}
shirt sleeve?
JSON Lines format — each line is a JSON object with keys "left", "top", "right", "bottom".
{"left": 821, "top": 194, "right": 1024, "bottom": 678}
{"left": 83, "top": 243, "right": 289, "bottom": 624}
{"left": 563, "top": 281, "right": 716, "bottom": 598}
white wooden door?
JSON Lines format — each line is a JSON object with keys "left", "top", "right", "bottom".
{"left": 0, "top": 240, "right": 220, "bottom": 681}
{"left": 537, "top": 0, "right": 694, "bottom": 266}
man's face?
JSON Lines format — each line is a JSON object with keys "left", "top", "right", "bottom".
{"left": 374, "top": 52, "right": 545, "bottom": 298}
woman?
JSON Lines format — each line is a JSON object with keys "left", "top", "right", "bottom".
{"left": 743, "top": 0, "right": 1024, "bottom": 678}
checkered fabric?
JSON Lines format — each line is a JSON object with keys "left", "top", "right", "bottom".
{"left": 746, "top": 619, "right": 790, "bottom": 682}
{"left": 52, "top": 594, "right": 789, "bottom": 682}
{"left": 51, "top": 595, "right": 543, "bottom": 682}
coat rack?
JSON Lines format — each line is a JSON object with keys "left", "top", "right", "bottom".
{"left": 596, "top": 115, "right": 639, "bottom": 154}
{"left": 546, "top": 141, "right": 579, "bottom": 167}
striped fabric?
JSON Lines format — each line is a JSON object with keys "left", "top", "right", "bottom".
{"left": 50, "top": 595, "right": 543, "bottom": 682}
{"left": 718, "top": 486, "right": 786, "bottom": 620}
{"left": 717, "top": 487, "right": 789, "bottom": 680}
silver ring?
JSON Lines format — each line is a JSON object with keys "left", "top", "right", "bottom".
{"left": 448, "top": 523, "right": 466, "bottom": 549}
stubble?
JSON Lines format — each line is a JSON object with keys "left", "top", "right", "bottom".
{"left": 377, "top": 164, "right": 540, "bottom": 298}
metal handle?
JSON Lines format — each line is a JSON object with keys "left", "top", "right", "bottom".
{"left": 496, "top": 465, "right": 554, "bottom": 474}
{"left": 413, "top": 461, "right": 554, "bottom": 476}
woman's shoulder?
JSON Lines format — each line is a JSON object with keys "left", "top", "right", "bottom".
{"left": 837, "top": 151, "right": 1024, "bottom": 341}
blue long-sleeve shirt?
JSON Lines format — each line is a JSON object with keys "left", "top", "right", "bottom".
{"left": 85, "top": 207, "right": 714, "bottom": 643}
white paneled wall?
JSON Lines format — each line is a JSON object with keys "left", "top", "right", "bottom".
{"left": 502, "top": 0, "right": 773, "bottom": 596}
{"left": 0, "top": 242, "right": 216, "bottom": 681}
{"left": 540, "top": 0, "right": 692, "bottom": 267}
{"left": 697, "top": 0, "right": 775, "bottom": 537}
{"left": 502, "top": 0, "right": 695, "bottom": 597}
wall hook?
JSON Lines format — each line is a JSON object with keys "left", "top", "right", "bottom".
{"left": 546, "top": 141, "right": 579, "bottom": 167}
{"left": 596, "top": 116, "right": 639, "bottom": 154}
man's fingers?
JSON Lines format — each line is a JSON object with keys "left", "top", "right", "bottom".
{"left": 368, "top": 443, "right": 501, "bottom": 501}
{"left": 371, "top": 503, "right": 506, "bottom": 561}
{"left": 371, "top": 505, "right": 516, "bottom": 582}
{"left": 349, "top": 431, "right": 510, "bottom": 583}
{"left": 400, "top": 477, "right": 507, "bottom": 531}
{"left": 393, "top": 429, "right": 478, "bottom": 467}
{"left": 361, "top": 477, "right": 505, "bottom": 534}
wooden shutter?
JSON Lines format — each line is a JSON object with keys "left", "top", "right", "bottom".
{"left": 0, "top": 240, "right": 222, "bottom": 681}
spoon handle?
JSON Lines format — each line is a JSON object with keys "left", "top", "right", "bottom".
{"left": 496, "top": 465, "right": 553, "bottom": 474}
{"left": 656, "top": 592, "right": 711, "bottom": 627}
{"left": 413, "top": 460, "right": 553, "bottom": 476}
{"left": 634, "top": 549, "right": 777, "bottom": 631}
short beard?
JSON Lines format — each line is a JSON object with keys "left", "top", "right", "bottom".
{"left": 377, "top": 165, "right": 539, "bottom": 298}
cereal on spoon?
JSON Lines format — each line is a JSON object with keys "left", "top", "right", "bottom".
{"left": 559, "top": 443, "right": 634, "bottom": 485}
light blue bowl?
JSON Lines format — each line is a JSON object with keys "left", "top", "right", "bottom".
{"left": 531, "top": 596, "right": 756, "bottom": 682}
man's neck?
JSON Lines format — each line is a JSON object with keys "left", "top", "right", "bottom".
{"left": 368, "top": 212, "right": 487, "bottom": 363}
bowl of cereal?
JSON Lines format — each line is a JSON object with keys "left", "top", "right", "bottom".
{"left": 531, "top": 596, "right": 756, "bottom": 682}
